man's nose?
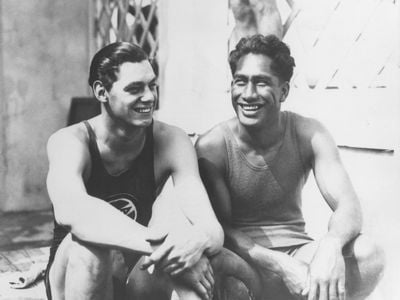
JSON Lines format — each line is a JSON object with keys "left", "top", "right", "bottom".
{"left": 243, "top": 82, "right": 257, "bottom": 100}
{"left": 140, "top": 85, "right": 156, "bottom": 103}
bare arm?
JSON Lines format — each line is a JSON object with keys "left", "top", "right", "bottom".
{"left": 301, "top": 118, "right": 363, "bottom": 300}
{"left": 142, "top": 124, "right": 223, "bottom": 277}
{"left": 165, "top": 126, "right": 224, "bottom": 256}
{"left": 46, "top": 128, "right": 161, "bottom": 255}
{"left": 310, "top": 121, "right": 362, "bottom": 246}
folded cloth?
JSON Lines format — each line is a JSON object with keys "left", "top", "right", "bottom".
{"left": 6, "top": 262, "right": 46, "bottom": 289}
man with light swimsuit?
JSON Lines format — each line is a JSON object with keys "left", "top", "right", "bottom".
{"left": 196, "top": 34, "right": 385, "bottom": 300}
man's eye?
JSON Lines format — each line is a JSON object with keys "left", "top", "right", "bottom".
{"left": 128, "top": 87, "right": 143, "bottom": 94}
{"left": 149, "top": 83, "right": 158, "bottom": 90}
{"left": 256, "top": 81, "right": 268, "bottom": 87}
{"left": 234, "top": 79, "right": 246, "bottom": 86}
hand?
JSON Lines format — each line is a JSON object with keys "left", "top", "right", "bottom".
{"left": 307, "top": 238, "right": 345, "bottom": 300}
{"left": 274, "top": 252, "right": 309, "bottom": 298}
{"left": 254, "top": 246, "right": 309, "bottom": 298}
{"left": 174, "top": 256, "right": 215, "bottom": 300}
{"left": 142, "top": 225, "right": 208, "bottom": 276}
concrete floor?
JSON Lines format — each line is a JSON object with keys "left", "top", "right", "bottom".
{"left": 0, "top": 210, "right": 52, "bottom": 299}
{"left": 0, "top": 210, "right": 53, "bottom": 251}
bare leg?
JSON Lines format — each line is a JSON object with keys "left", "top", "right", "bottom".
{"left": 126, "top": 258, "right": 202, "bottom": 300}
{"left": 126, "top": 194, "right": 205, "bottom": 299}
{"left": 294, "top": 235, "right": 385, "bottom": 299}
{"left": 49, "top": 234, "right": 114, "bottom": 300}
{"left": 127, "top": 194, "right": 260, "bottom": 299}
{"left": 229, "top": 0, "right": 283, "bottom": 50}
{"left": 127, "top": 248, "right": 260, "bottom": 300}
{"left": 210, "top": 248, "right": 262, "bottom": 299}
{"left": 229, "top": 0, "right": 258, "bottom": 50}
{"left": 249, "top": 0, "right": 283, "bottom": 38}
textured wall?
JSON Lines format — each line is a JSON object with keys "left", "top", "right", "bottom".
{"left": 0, "top": 1, "right": 90, "bottom": 211}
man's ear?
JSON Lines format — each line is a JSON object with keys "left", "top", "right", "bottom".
{"left": 280, "top": 81, "right": 290, "bottom": 103}
{"left": 93, "top": 80, "right": 109, "bottom": 103}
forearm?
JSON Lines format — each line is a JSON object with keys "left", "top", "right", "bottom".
{"left": 193, "top": 222, "right": 224, "bottom": 257}
{"left": 173, "top": 180, "right": 224, "bottom": 256}
{"left": 55, "top": 195, "right": 155, "bottom": 255}
{"left": 324, "top": 201, "right": 363, "bottom": 248}
{"left": 224, "top": 225, "right": 286, "bottom": 274}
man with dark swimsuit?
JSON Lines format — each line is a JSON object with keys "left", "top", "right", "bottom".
{"left": 45, "top": 42, "right": 224, "bottom": 300}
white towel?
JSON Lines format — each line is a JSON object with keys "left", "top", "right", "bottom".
{"left": 5, "top": 262, "right": 46, "bottom": 289}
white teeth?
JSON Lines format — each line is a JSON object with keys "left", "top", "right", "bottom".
{"left": 136, "top": 107, "right": 151, "bottom": 113}
{"left": 241, "top": 104, "right": 260, "bottom": 111}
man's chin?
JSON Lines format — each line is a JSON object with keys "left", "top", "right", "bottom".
{"left": 237, "top": 114, "right": 261, "bottom": 128}
{"left": 130, "top": 118, "right": 153, "bottom": 128}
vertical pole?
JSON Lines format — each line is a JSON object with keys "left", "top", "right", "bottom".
{"left": 0, "top": 0, "right": 7, "bottom": 211}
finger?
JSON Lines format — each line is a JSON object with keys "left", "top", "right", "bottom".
{"left": 170, "top": 264, "right": 187, "bottom": 277}
{"left": 337, "top": 279, "right": 345, "bottom": 300}
{"left": 158, "top": 254, "right": 178, "bottom": 270}
{"left": 205, "top": 268, "right": 215, "bottom": 289}
{"left": 329, "top": 281, "right": 339, "bottom": 300}
{"left": 146, "top": 232, "right": 168, "bottom": 244}
{"left": 141, "top": 244, "right": 172, "bottom": 269}
{"left": 163, "top": 261, "right": 184, "bottom": 275}
{"left": 200, "top": 277, "right": 212, "bottom": 293}
{"left": 194, "top": 281, "right": 209, "bottom": 300}
{"left": 302, "top": 275, "right": 311, "bottom": 296}
{"left": 206, "top": 261, "right": 214, "bottom": 278}
{"left": 319, "top": 284, "right": 328, "bottom": 300}
{"left": 307, "top": 282, "right": 318, "bottom": 300}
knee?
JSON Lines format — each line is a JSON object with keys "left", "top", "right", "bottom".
{"left": 353, "top": 236, "right": 386, "bottom": 279}
{"left": 219, "top": 276, "right": 253, "bottom": 300}
{"left": 68, "top": 237, "right": 112, "bottom": 275}
{"left": 261, "top": 270, "right": 283, "bottom": 286}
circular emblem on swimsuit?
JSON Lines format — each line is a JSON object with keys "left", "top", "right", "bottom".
{"left": 106, "top": 193, "right": 138, "bottom": 220}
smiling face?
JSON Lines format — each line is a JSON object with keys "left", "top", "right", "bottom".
{"left": 231, "top": 53, "right": 289, "bottom": 128}
{"left": 105, "top": 60, "right": 157, "bottom": 128}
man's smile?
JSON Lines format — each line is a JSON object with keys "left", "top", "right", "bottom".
{"left": 133, "top": 106, "right": 153, "bottom": 113}
{"left": 238, "top": 103, "right": 264, "bottom": 112}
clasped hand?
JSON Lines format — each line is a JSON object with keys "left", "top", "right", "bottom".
{"left": 141, "top": 225, "right": 208, "bottom": 276}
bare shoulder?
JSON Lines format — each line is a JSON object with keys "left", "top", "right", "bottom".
{"left": 195, "top": 121, "right": 232, "bottom": 172}
{"left": 290, "top": 112, "right": 329, "bottom": 142}
{"left": 47, "top": 122, "right": 88, "bottom": 154}
{"left": 46, "top": 122, "right": 92, "bottom": 177}
{"left": 153, "top": 120, "right": 192, "bottom": 147}
{"left": 289, "top": 111, "right": 339, "bottom": 162}
{"left": 195, "top": 121, "right": 228, "bottom": 155}
{"left": 152, "top": 120, "right": 199, "bottom": 179}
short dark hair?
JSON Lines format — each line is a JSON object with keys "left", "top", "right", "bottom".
{"left": 88, "top": 42, "right": 153, "bottom": 91}
{"left": 229, "top": 34, "right": 295, "bottom": 82}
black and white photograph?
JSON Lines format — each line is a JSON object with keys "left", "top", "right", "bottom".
{"left": 0, "top": 0, "right": 398, "bottom": 299}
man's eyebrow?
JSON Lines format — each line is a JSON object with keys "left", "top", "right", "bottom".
{"left": 233, "top": 74, "right": 248, "bottom": 79}
{"left": 252, "top": 75, "right": 273, "bottom": 81}
{"left": 123, "top": 82, "right": 143, "bottom": 91}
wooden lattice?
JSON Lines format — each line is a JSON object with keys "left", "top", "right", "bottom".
{"left": 283, "top": 0, "right": 398, "bottom": 90}
{"left": 281, "top": 0, "right": 399, "bottom": 150}
{"left": 93, "top": 0, "right": 159, "bottom": 58}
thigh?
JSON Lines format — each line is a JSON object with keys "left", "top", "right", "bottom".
{"left": 291, "top": 241, "right": 319, "bottom": 264}
{"left": 48, "top": 234, "right": 119, "bottom": 300}
{"left": 48, "top": 234, "right": 75, "bottom": 299}
{"left": 211, "top": 248, "right": 262, "bottom": 299}
{"left": 126, "top": 256, "right": 202, "bottom": 300}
